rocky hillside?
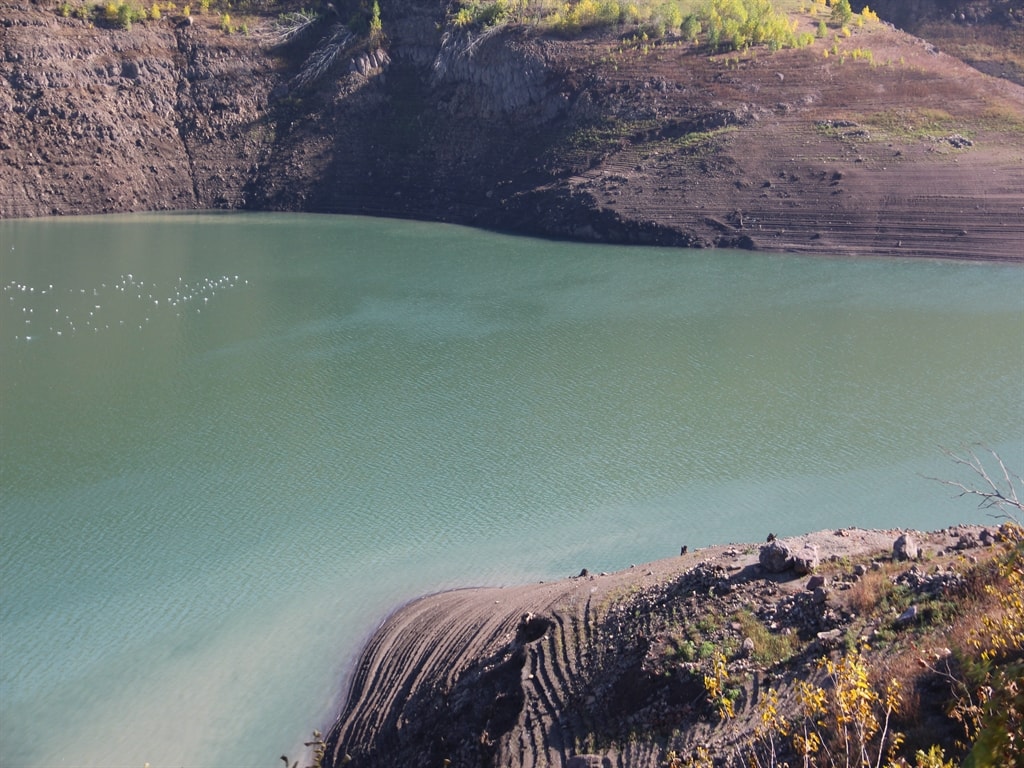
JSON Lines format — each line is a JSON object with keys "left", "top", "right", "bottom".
{"left": 319, "top": 524, "right": 1020, "bottom": 768}
{"left": 2, "top": 0, "right": 1023, "bottom": 260}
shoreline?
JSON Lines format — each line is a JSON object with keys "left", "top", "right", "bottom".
{"left": 319, "top": 524, "right": 1002, "bottom": 767}
{"left": 6, "top": 209, "right": 1024, "bottom": 265}
{"left": 3, "top": 6, "right": 1023, "bottom": 262}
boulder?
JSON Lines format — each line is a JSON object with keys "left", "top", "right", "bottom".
{"left": 893, "top": 533, "right": 919, "bottom": 561}
{"left": 793, "top": 544, "right": 820, "bottom": 574}
{"left": 759, "top": 540, "right": 793, "bottom": 573}
{"left": 806, "top": 574, "right": 827, "bottom": 591}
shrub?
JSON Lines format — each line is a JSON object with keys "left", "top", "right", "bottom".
{"left": 749, "top": 650, "right": 903, "bottom": 767}
{"left": 703, "top": 650, "right": 735, "bottom": 720}
{"left": 829, "top": 0, "right": 851, "bottom": 26}
{"left": 681, "top": 12, "right": 701, "bottom": 41}
{"left": 953, "top": 524, "right": 1024, "bottom": 766}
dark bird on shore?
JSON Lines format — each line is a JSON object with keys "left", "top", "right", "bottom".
{"left": 680, "top": 545, "right": 688, "bottom": 555}
{"left": 766, "top": 532, "right": 776, "bottom": 542}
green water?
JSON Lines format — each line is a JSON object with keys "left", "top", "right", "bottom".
{"left": 1, "top": 212, "right": 1021, "bottom": 767}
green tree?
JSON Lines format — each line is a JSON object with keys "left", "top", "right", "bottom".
{"left": 830, "top": 0, "right": 851, "bottom": 26}
{"left": 681, "top": 12, "right": 701, "bottom": 41}
{"left": 368, "top": 0, "right": 383, "bottom": 44}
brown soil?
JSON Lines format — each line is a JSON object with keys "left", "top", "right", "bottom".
{"left": 321, "top": 525, "right": 1003, "bottom": 768}
{"left": 2, "top": 2, "right": 1023, "bottom": 261}
{"left": 494, "top": 24, "right": 1024, "bottom": 260}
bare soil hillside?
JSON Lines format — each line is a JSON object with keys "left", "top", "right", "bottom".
{"left": 2, "top": 0, "right": 1022, "bottom": 260}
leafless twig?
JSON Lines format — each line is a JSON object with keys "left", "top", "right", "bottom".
{"left": 270, "top": 10, "right": 320, "bottom": 46}
{"left": 293, "top": 26, "right": 356, "bottom": 89}
{"left": 927, "top": 445, "right": 1024, "bottom": 520}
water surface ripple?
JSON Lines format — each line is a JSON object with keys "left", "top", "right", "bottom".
{"left": 1, "top": 213, "right": 1022, "bottom": 767}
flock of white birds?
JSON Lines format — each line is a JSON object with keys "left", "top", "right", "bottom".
{"left": 3, "top": 273, "right": 249, "bottom": 342}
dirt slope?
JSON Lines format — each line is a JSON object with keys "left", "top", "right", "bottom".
{"left": 2, "top": 2, "right": 1023, "bottom": 260}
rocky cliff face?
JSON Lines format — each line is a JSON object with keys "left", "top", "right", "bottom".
{"left": 1, "top": 4, "right": 274, "bottom": 217}
{"left": 3, "top": 1, "right": 1023, "bottom": 260}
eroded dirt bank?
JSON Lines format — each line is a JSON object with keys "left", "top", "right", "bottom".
{"left": 321, "top": 525, "right": 1006, "bottom": 768}
{"left": 2, "top": 2, "right": 1023, "bottom": 260}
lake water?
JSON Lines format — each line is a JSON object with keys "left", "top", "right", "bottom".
{"left": 1, "top": 212, "right": 1022, "bottom": 768}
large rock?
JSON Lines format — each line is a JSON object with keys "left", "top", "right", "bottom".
{"left": 759, "top": 540, "right": 793, "bottom": 573}
{"left": 793, "top": 544, "right": 820, "bottom": 575}
{"left": 893, "top": 534, "right": 919, "bottom": 561}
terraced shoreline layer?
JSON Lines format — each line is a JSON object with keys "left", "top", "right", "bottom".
{"left": 3, "top": 3, "right": 1023, "bottom": 260}
{"left": 321, "top": 525, "right": 1000, "bottom": 768}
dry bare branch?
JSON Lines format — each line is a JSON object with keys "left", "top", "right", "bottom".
{"left": 928, "top": 445, "right": 1024, "bottom": 519}
{"left": 271, "top": 10, "right": 320, "bottom": 46}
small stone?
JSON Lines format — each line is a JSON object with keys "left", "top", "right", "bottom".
{"left": 817, "top": 628, "right": 843, "bottom": 646}
{"left": 897, "top": 605, "right": 918, "bottom": 625}
{"left": 955, "top": 532, "right": 978, "bottom": 550}
{"left": 806, "top": 574, "right": 827, "bottom": 591}
{"left": 853, "top": 564, "right": 868, "bottom": 576}
{"left": 742, "top": 636, "right": 756, "bottom": 656}
{"left": 812, "top": 586, "right": 828, "bottom": 605}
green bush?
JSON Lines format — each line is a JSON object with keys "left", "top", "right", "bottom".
{"left": 681, "top": 13, "right": 702, "bottom": 41}
{"left": 452, "top": 0, "right": 512, "bottom": 28}
{"left": 829, "top": 0, "right": 851, "bottom": 26}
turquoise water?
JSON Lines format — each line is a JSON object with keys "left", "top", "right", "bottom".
{"left": 1, "top": 213, "right": 1022, "bottom": 767}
